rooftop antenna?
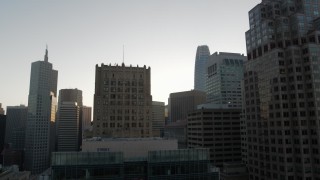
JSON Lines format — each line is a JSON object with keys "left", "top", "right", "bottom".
{"left": 44, "top": 44, "right": 48, "bottom": 62}
{"left": 122, "top": 45, "right": 125, "bottom": 64}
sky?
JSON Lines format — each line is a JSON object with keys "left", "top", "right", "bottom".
{"left": 0, "top": 0, "right": 260, "bottom": 112}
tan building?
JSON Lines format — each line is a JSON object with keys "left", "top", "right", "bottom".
{"left": 93, "top": 63, "right": 152, "bottom": 138}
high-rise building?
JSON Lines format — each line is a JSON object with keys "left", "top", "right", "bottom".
{"left": 151, "top": 101, "right": 165, "bottom": 137}
{"left": 0, "top": 103, "right": 4, "bottom": 115}
{"left": 194, "top": 45, "right": 210, "bottom": 92}
{"left": 93, "top": 63, "right": 152, "bottom": 138}
{"left": 244, "top": 1, "right": 320, "bottom": 179}
{"left": 187, "top": 106, "right": 242, "bottom": 167}
{"left": 24, "top": 48, "right": 58, "bottom": 174}
{"left": 168, "top": 90, "right": 206, "bottom": 123}
{"left": 57, "top": 102, "right": 80, "bottom": 152}
{"left": 58, "top": 88, "right": 83, "bottom": 107}
{"left": 206, "top": 52, "right": 246, "bottom": 108}
{"left": 0, "top": 114, "right": 6, "bottom": 164}
{"left": 57, "top": 88, "right": 83, "bottom": 151}
{"left": 81, "top": 106, "right": 92, "bottom": 131}
{"left": 5, "top": 105, "right": 28, "bottom": 150}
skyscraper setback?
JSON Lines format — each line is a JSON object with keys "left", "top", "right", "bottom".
{"left": 93, "top": 63, "right": 152, "bottom": 138}
{"left": 244, "top": 1, "right": 320, "bottom": 179}
{"left": 24, "top": 48, "right": 58, "bottom": 174}
{"left": 194, "top": 45, "right": 210, "bottom": 92}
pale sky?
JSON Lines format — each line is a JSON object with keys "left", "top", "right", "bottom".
{"left": 0, "top": 0, "right": 260, "bottom": 111}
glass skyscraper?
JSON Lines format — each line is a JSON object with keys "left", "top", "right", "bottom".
{"left": 244, "top": 0, "right": 320, "bottom": 179}
{"left": 24, "top": 48, "right": 58, "bottom": 174}
{"left": 194, "top": 45, "right": 210, "bottom": 92}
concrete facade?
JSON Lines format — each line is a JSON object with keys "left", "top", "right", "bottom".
{"left": 82, "top": 137, "right": 178, "bottom": 159}
{"left": 206, "top": 52, "right": 246, "bottom": 108}
{"left": 187, "top": 108, "right": 242, "bottom": 167}
{"left": 93, "top": 63, "right": 152, "bottom": 138}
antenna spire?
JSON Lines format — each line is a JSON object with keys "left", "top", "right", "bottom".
{"left": 122, "top": 45, "right": 125, "bottom": 64}
{"left": 44, "top": 44, "right": 48, "bottom": 62}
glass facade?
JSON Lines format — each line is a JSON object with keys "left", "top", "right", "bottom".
{"left": 51, "top": 149, "right": 219, "bottom": 180}
{"left": 194, "top": 45, "right": 210, "bottom": 92}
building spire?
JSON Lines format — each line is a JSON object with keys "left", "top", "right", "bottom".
{"left": 44, "top": 44, "right": 48, "bottom": 62}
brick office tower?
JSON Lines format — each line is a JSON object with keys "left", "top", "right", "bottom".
{"left": 244, "top": 0, "right": 320, "bottom": 179}
{"left": 93, "top": 63, "right": 152, "bottom": 138}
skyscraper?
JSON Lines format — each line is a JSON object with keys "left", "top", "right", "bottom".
{"left": 57, "top": 102, "right": 80, "bottom": 152}
{"left": 151, "top": 101, "right": 165, "bottom": 137}
{"left": 57, "top": 88, "right": 83, "bottom": 151}
{"left": 244, "top": 1, "right": 320, "bottom": 179}
{"left": 206, "top": 52, "right": 246, "bottom": 108}
{"left": 81, "top": 106, "right": 92, "bottom": 131}
{"left": 93, "top": 63, "right": 152, "bottom": 138}
{"left": 24, "top": 48, "right": 58, "bottom": 174}
{"left": 194, "top": 45, "right": 210, "bottom": 92}
{"left": 5, "top": 105, "right": 28, "bottom": 150}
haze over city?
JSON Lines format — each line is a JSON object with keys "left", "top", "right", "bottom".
{"left": 0, "top": 0, "right": 260, "bottom": 109}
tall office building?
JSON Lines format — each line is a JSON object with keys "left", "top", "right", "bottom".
{"left": 206, "top": 52, "right": 246, "bottom": 108}
{"left": 58, "top": 88, "right": 83, "bottom": 107}
{"left": 0, "top": 103, "right": 4, "bottom": 115}
{"left": 24, "top": 48, "right": 58, "bottom": 174}
{"left": 194, "top": 45, "right": 210, "bottom": 92}
{"left": 151, "top": 101, "right": 165, "bottom": 137}
{"left": 82, "top": 106, "right": 92, "bottom": 131}
{"left": 5, "top": 105, "right": 28, "bottom": 150}
{"left": 187, "top": 107, "right": 242, "bottom": 167}
{"left": 168, "top": 90, "right": 206, "bottom": 123}
{"left": 57, "top": 102, "right": 80, "bottom": 152}
{"left": 244, "top": 1, "right": 320, "bottom": 179}
{"left": 93, "top": 63, "right": 152, "bottom": 138}
{"left": 0, "top": 114, "right": 6, "bottom": 165}
{"left": 57, "top": 88, "right": 83, "bottom": 150}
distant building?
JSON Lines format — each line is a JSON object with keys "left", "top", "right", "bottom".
{"left": 93, "top": 63, "right": 152, "bottom": 138}
{"left": 168, "top": 90, "right": 206, "bottom": 123}
{"left": 24, "top": 48, "right": 58, "bottom": 174}
{"left": 151, "top": 101, "right": 165, "bottom": 137}
{"left": 4, "top": 105, "right": 28, "bottom": 150}
{"left": 187, "top": 108, "right": 242, "bottom": 167}
{"left": 194, "top": 45, "right": 210, "bottom": 92}
{"left": 57, "top": 102, "right": 80, "bottom": 152}
{"left": 0, "top": 114, "right": 6, "bottom": 164}
{"left": 0, "top": 103, "right": 4, "bottom": 115}
{"left": 164, "top": 120, "right": 187, "bottom": 149}
{"left": 51, "top": 149, "right": 219, "bottom": 180}
{"left": 58, "top": 88, "right": 83, "bottom": 107}
{"left": 81, "top": 106, "right": 92, "bottom": 131}
{"left": 206, "top": 52, "right": 246, "bottom": 108}
{"left": 57, "top": 88, "right": 83, "bottom": 151}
